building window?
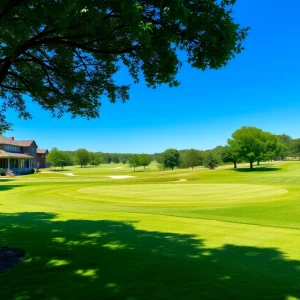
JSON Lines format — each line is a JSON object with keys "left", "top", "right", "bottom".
{"left": 4, "top": 145, "right": 20, "bottom": 152}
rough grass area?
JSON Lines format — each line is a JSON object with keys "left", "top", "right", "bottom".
{"left": 1, "top": 162, "right": 300, "bottom": 299}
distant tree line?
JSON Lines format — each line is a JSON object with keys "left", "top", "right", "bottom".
{"left": 46, "top": 126, "right": 300, "bottom": 170}
{"left": 46, "top": 148, "right": 152, "bottom": 170}
{"left": 100, "top": 153, "right": 131, "bottom": 164}
{"left": 157, "top": 127, "right": 300, "bottom": 170}
{"left": 47, "top": 148, "right": 104, "bottom": 169}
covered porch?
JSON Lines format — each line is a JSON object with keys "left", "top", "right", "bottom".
{"left": 0, "top": 152, "right": 35, "bottom": 175}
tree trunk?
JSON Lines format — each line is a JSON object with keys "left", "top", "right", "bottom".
{"left": 250, "top": 161, "right": 253, "bottom": 169}
{"left": 257, "top": 161, "right": 260, "bottom": 165}
{"left": 144, "top": 166, "right": 145, "bottom": 169}
{"left": 233, "top": 161, "right": 237, "bottom": 169}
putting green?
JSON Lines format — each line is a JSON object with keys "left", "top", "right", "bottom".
{"left": 71, "top": 183, "right": 287, "bottom": 205}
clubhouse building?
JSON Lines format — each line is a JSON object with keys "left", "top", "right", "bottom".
{"left": 0, "top": 135, "right": 49, "bottom": 174}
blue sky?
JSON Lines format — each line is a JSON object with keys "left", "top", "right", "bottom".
{"left": 4, "top": 0, "right": 300, "bottom": 153}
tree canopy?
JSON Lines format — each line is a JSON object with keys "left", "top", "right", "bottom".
{"left": 139, "top": 154, "right": 152, "bottom": 169}
{"left": 161, "top": 148, "right": 180, "bottom": 170}
{"left": 181, "top": 149, "right": 203, "bottom": 169}
{"left": 90, "top": 152, "right": 104, "bottom": 166}
{"left": 219, "top": 145, "right": 239, "bottom": 169}
{"left": 74, "top": 148, "right": 90, "bottom": 167}
{"left": 291, "top": 138, "right": 300, "bottom": 158}
{"left": 204, "top": 151, "right": 219, "bottom": 170}
{"left": 0, "top": 0, "right": 248, "bottom": 131}
{"left": 277, "top": 134, "right": 294, "bottom": 159}
{"left": 46, "top": 147, "right": 73, "bottom": 170}
{"left": 261, "top": 132, "right": 283, "bottom": 162}
{"left": 128, "top": 154, "right": 141, "bottom": 172}
{"left": 228, "top": 126, "right": 283, "bottom": 169}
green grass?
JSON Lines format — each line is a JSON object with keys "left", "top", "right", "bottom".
{"left": 1, "top": 162, "right": 300, "bottom": 299}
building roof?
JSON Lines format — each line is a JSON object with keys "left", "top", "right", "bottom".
{"left": 0, "top": 150, "right": 34, "bottom": 159}
{"left": 0, "top": 136, "right": 38, "bottom": 148}
{"left": 37, "top": 149, "right": 48, "bottom": 154}
{"left": 17, "top": 140, "right": 35, "bottom": 147}
{"left": 0, "top": 136, "right": 19, "bottom": 146}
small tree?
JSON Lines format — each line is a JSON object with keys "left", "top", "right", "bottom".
{"left": 74, "top": 148, "right": 90, "bottom": 167}
{"left": 46, "top": 148, "right": 59, "bottom": 169}
{"left": 139, "top": 154, "right": 152, "bottom": 169}
{"left": 161, "top": 149, "right": 180, "bottom": 170}
{"left": 58, "top": 152, "right": 73, "bottom": 170}
{"left": 90, "top": 153, "right": 103, "bottom": 166}
{"left": 47, "top": 148, "right": 72, "bottom": 170}
{"left": 204, "top": 152, "right": 219, "bottom": 170}
{"left": 121, "top": 157, "right": 127, "bottom": 164}
{"left": 128, "top": 155, "right": 141, "bottom": 172}
{"left": 181, "top": 149, "right": 203, "bottom": 169}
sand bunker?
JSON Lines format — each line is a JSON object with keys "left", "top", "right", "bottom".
{"left": 64, "top": 173, "right": 76, "bottom": 176}
{"left": 112, "top": 167, "right": 124, "bottom": 169}
{"left": 172, "top": 179, "right": 188, "bottom": 182}
{"left": 107, "top": 175, "right": 135, "bottom": 179}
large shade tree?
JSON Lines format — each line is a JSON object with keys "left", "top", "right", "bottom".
{"left": 0, "top": 0, "right": 248, "bottom": 132}
{"left": 228, "top": 126, "right": 265, "bottom": 169}
{"left": 228, "top": 126, "right": 283, "bottom": 169}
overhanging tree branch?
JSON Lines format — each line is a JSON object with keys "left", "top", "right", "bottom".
{"left": 0, "top": 0, "right": 248, "bottom": 132}
{"left": 0, "top": 83, "right": 27, "bottom": 91}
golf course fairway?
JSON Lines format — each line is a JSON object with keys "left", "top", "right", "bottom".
{"left": 1, "top": 161, "right": 300, "bottom": 299}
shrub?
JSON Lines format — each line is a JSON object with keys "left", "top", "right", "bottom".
{"left": 204, "top": 152, "right": 219, "bottom": 170}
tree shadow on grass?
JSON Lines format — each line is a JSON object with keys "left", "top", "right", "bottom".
{"left": 0, "top": 178, "right": 14, "bottom": 182}
{"left": 0, "top": 212, "right": 299, "bottom": 300}
{"left": 231, "top": 167, "right": 282, "bottom": 173}
{"left": 0, "top": 184, "right": 23, "bottom": 192}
